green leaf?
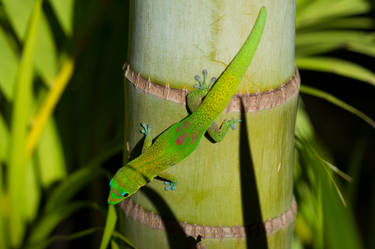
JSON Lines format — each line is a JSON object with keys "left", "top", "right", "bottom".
{"left": 300, "top": 85, "right": 375, "bottom": 128}
{"left": 36, "top": 118, "right": 66, "bottom": 188}
{"left": 44, "top": 166, "right": 104, "bottom": 213}
{"left": 49, "top": 0, "right": 74, "bottom": 36}
{"left": 2, "top": 0, "right": 35, "bottom": 39}
{"left": 296, "top": 31, "right": 375, "bottom": 48}
{"left": 321, "top": 169, "right": 364, "bottom": 249}
{"left": 346, "top": 41, "right": 375, "bottom": 58}
{"left": 0, "top": 139, "right": 7, "bottom": 249}
{"left": 24, "top": 160, "right": 41, "bottom": 221}
{"left": 2, "top": 0, "right": 58, "bottom": 85}
{"left": 296, "top": 0, "right": 370, "bottom": 29}
{"left": 0, "top": 114, "right": 8, "bottom": 163}
{"left": 0, "top": 27, "right": 19, "bottom": 100}
{"left": 7, "top": 0, "right": 43, "bottom": 246}
{"left": 296, "top": 57, "right": 375, "bottom": 86}
{"left": 99, "top": 206, "right": 117, "bottom": 249}
{"left": 44, "top": 142, "right": 121, "bottom": 212}
{"left": 25, "top": 227, "right": 102, "bottom": 249}
{"left": 34, "top": 13, "right": 58, "bottom": 85}
{"left": 27, "top": 202, "right": 98, "bottom": 248}
{"left": 112, "top": 231, "right": 138, "bottom": 249}
{"left": 111, "top": 240, "right": 120, "bottom": 249}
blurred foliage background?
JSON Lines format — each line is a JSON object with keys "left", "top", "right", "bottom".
{"left": 0, "top": 0, "right": 374, "bottom": 249}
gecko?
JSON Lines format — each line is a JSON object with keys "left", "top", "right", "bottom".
{"left": 108, "top": 7, "right": 267, "bottom": 205}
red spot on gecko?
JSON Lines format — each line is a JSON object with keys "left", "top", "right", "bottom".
{"left": 176, "top": 126, "right": 182, "bottom": 133}
{"left": 176, "top": 133, "right": 188, "bottom": 145}
{"left": 183, "top": 121, "right": 192, "bottom": 129}
{"left": 190, "top": 132, "right": 199, "bottom": 144}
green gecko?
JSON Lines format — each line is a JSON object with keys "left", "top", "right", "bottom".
{"left": 108, "top": 7, "right": 267, "bottom": 205}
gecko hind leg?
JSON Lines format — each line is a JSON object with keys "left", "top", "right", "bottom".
{"left": 187, "top": 69, "right": 216, "bottom": 112}
{"left": 140, "top": 122, "right": 152, "bottom": 153}
{"left": 207, "top": 119, "right": 241, "bottom": 143}
{"left": 158, "top": 172, "right": 177, "bottom": 191}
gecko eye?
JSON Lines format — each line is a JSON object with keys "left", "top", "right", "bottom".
{"left": 109, "top": 179, "right": 113, "bottom": 187}
{"left": 121, "top": 192, "right": 128, "bottom": 198}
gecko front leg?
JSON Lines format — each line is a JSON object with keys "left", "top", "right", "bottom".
{"left": 187, "top": 69, "right": 216, "bottom": 112}
{"left": 158, "top": 172, "right": 177, "bottom": 191}
{"left": 140, "top": 122, "right": 178, "bottom": 191}
{"left": 187, "top": 70, "right": 241, "bottom": 143}
{"left": 140, "top": 122, "right": 152, "bottom": 153}
{"left": 207, "top": 119, "right": 241, "bottom": 142}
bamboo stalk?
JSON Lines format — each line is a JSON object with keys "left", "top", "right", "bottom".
{"left": 119, "top": 1, "right": 297, "bottom": 248}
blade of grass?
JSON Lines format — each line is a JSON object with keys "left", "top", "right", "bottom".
{"left": 2, "top": 0, "right": 34, "bottom": 39}
{"left": 27, "top": 201, "right": 102, "bottom": 249}
{"left": 0, "top": 140, "right": 7, "bottom": 249}
{"left": 300, "top": 85, "right": 375, "bottom": 128}
{"left": 296, "top": 0, "right": 369, "bottom": 29}
{"left": 25, "top": 160, "right": 41, "bottom": 221}
{"left": 7, "top": 0, "right": 43, "bottom": 246}
{"left": 0, "top": 27, "right": 18, "bottom": 100}
{"left": 99, "top": 205, "right": 117, "bottom": 249}
{"left": 25, "top": 227, "right": 103, "bottom": 249}
{"left": 49, "top": 0, "right": 74, "bottom": 36}
{"left": 112, "top": 231, "right": 138, "bottom": 249}
{"left": 36, "top": 117, "right": 66, "bottom": 188}
{"left": 44, "top": 142, "right": 121, "bottom": 212}
{"left": 0, "top": 114, "right": 8, "bottom": 163}
{"left": 111, "top": 240, "right": 120, "bottom": 249}
{"left": 296, "top": 31, "right": 375, "bottom": 47}
{"left": 27, "top": 58, "right": 74, "bottom": 158}
{"left": 296, "top": 57, "right": 375, "bottom": 86}
{"left": 321, "top": 169, "right": 364, "bottom": 249}
{"left": 346, "top": 42, "right": 375, "bottom": 58}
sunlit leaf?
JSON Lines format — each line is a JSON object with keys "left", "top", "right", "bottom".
{"left": 0, "top": 27, "right": 18, "bottom": 100}
{"left": 36, "top": 118, "right": 67, "bottom": 188}
{"left": 0, "top": 136, "right": 7, "bottom": 249}
{"left": 0, "top": 114, "right": 8, "bottom": 163}
{"left": 296, "top": 57, "right": 375, "bottom": 86}
{"left": 346, "top": 42, "right": 375, "bottom": 58}
{"left": 300, "top": 85, "right": 375, "bottom": 128}
{"left": 7, "top": 0, "right": 43, "bottom": 246}
{"left": 296, "top": 0, "right": 369, "bottom": 29}
{"left": 99, "top": 206, "right": 117, "bottom": 249}
{"left": 2, "top": 0, "right": 35, "bottom": 39}
{"left": 49, "top": 0, "right": 74, "bottom": 36}
{"left": 27, "top": 58, "right": 75, "bottom": 157}
{"left": 24, "top": 160, "right": 41, "bottom": 221}
{"left": 34, "top": 13, "right": 58, "bottom": 85}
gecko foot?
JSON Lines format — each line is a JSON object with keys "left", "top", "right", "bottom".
{"left": 194, "top": 69, "right": 216, "bottom": 91}
{"left": 164, "top": 181, "right": 177, "bottom": 191}
{"left": 140, "top": 122, "right": 151, "bottom": 135}
{"left": 228, "top": 119, "right": 241, "bottom": 130}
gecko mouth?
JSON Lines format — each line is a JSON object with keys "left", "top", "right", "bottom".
{"left": 108, "top": 189, "right": 125, "bottom": 205}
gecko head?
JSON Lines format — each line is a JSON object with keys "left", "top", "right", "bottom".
{"left": 107, "top": 178, "right": 134, "bottom": 205}
{"left": 107, "top": 169, "right": 141, "bottom": 205}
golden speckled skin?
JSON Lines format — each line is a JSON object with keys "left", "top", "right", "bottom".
{"left": 108, "top": 7, "right": 267, "bottom": 205}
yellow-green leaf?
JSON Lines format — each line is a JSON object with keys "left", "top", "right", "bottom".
{"left": 296, "top": 57, "right": 375, "bottom": 86}
{"left": 0, "top": 28, "right": 18, "bottom": 100}
{"left": 99, "top": 206, "right": 117, "bottom": 249}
